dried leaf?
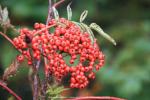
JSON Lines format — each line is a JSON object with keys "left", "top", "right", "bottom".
{"left": 3, "top": 59, "right": 20, "bottom": 80}
{"left": 80, "top": 10, "right": 88, "bottom": 22}
{"left": 90, "top": 23, "right": 117, "bottom": 45}
{"left": 2, "top": 7, "right": 8, "bottom": 22}
{"left": 0, "top": 5, "right": 2, "bottom": 20}
{"left": 67, "top": 2, "right": 72, "bottom": 20}
{"left": 52, "top": 7, "right": 59, "bottom": 20}
{"left": 0, "top": 5, "right": 10, "bottom": 27}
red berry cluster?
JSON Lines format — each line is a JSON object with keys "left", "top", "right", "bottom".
{"left": 13, "top": 18, "right": 105, "bottom": 88}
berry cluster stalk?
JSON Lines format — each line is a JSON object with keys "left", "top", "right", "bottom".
{"left": 32, "top": 0, "right": 65, "bottom": 100}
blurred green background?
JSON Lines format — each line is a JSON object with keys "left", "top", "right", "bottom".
{"left": 0, "top": 0, "right": 150, "bottom": 100}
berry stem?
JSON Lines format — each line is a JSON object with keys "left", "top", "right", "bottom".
{"left": 0, "top": 32, "right": 16, "bottom": 47}
{"left": 46, "top": 0, "right": 65, "bottom": 24}
{"left": 46, "top": 0, "right": 53, "bottom": 24}
{"left": 0, "top": 31, "right": 23, "bottom": 54}
{"left": 33, "top": 73, "right": 39, "bottom": 100}
{"left": 0, "top": 80, "right": 22, "bottom": 100}
{"left": 41, "top": 0, "right": 54, "bottom": 99}
{"left": 53, "top": 0, "right": 65, "bottom": 8}
{"left": 34, "top": 24, "right": 56, "bottom": 36}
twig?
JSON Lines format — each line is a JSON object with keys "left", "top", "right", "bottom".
{"left": 46, "top": 0, "right": 53, "bottom": 24}
{"left": 53, "top": 0, "right": 65, "bottom": 8}
{"left": 66, "top": 96, "right": 126, "bottom": 100}
{"left": 46, "top": 0, "right": 65, "bottom": 24}
{"left": 32, "top": 50, "right": 41, "bottom": 100}
{"left": 0, "top": 32, "right": 16, "bottom": 47}
{"left": 0, "top": 80, "right": 22, "bottom": 100}
{"left": 34, "top": 24, "right": 56, "bottom": 36}
{"left": 33, "top": 73, "right": 39, "bottom": 100}
{"left": 41, "top": 0, "right": 55, "bottom": 99}
{"left": 40, "top": 0, "right": 66, "bottom": 99}
{"left": 0, "top": 31, "right": 23, "bottom": 54}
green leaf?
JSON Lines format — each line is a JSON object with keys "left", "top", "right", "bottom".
{"left": 46, "top": 85, "right": 69, "bottom": 99}
{"left": 67, "top": 3, "right": 72, "bottom": 20}
{"left": 90, "top": 23, "right": 116, "bottom": 45}
{"left": 52, "top": 7, "right": 59, "bottom": 20}
{"left": 80, "top": 10, "right": 88, "bottom": 22}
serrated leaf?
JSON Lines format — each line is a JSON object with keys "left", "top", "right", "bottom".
{"left": 3, "top": 59, "right": 20, "bottom": 80}
{"left": 67, "top": 3, "right": 72, "bottom": 20}
{"left": 90, "top": 23, "right": 116, "bottom": 45}
{"left": 54, "top": 86, "right": 69, "bottom": 94}
{"left": 80, "top": 10, "right": 88, "bottom": 22}
{"left": 81, "top": 23, "right": 95, "bottom": 44}
{"left": 46, "top": 85, "right": 69, "bottom": 98}
{"left": 52, "top": 7, "right": 59, "bottom": 20}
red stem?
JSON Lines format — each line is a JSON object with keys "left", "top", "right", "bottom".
{"left": 46, "top": 0, "right": 65, "bottom": 24}
{"left": 66, "top": 96, "right": 126, "bottom": 100}
{"left": 0, "top": 31, "right": 24, "bottom": 55}
{"left": 46, "top": 0, "right": 53, "bottom": 24}
{"left": 0, "top": 32, "right": 16, "bottom": 47}
{"left": 34, "top": 24, "right": 56, "bottom": 36}
{"left": 0, "top": 81, "right": 22, "bottom": 100}
{"left": 53, "top": 0, "right": 65, "bottom": 8}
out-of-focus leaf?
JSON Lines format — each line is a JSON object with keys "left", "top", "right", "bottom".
{"left": 2, "top": 7, "right": 8, "bottom": 22}
{"left": 0, "top": 5, "right": 10, "bottom": 27}
{"left": 3, "top": 59, "right": 20, "bottom": 80}
{"left": 117, "top": 79, "right": 142, "bottom": 96}
{"left": 67, "top": 3, "right": 72, "bottom": 20}
{"left": 0, "top": 5, "right": 2, "bottom": 20}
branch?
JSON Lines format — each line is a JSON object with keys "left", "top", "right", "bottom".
{"left": 0, "top": 80, "right": 22, "bottom": 100}
{"left": 46, "top": 0, "right": 65, "bottom": 24}
{"left": 53, "top": 0, "right": 65, "bottom": 8}
{"left": 66, "top": 96, "right": 126, "bottom": 100}
{"left": 33, "top": 73, "right": 39, "bottom": 100}
{"left": 0, "top": 32, "right": 15, "bottom": 47}
{"left": 40, "top": 0, "right": 65, "bottom": 99}
{"left": 0, "top": 31, "right": 23, "bottom": 54}
{"left": 46, "top": 0, "right": 53, "bottom": 24}
{"left": 34, "top": 24, "right": 56, "bottom": 36}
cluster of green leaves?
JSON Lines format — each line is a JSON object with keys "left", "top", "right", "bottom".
{"left": 46, "top": 84, "right": 68, "bottom": 100}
